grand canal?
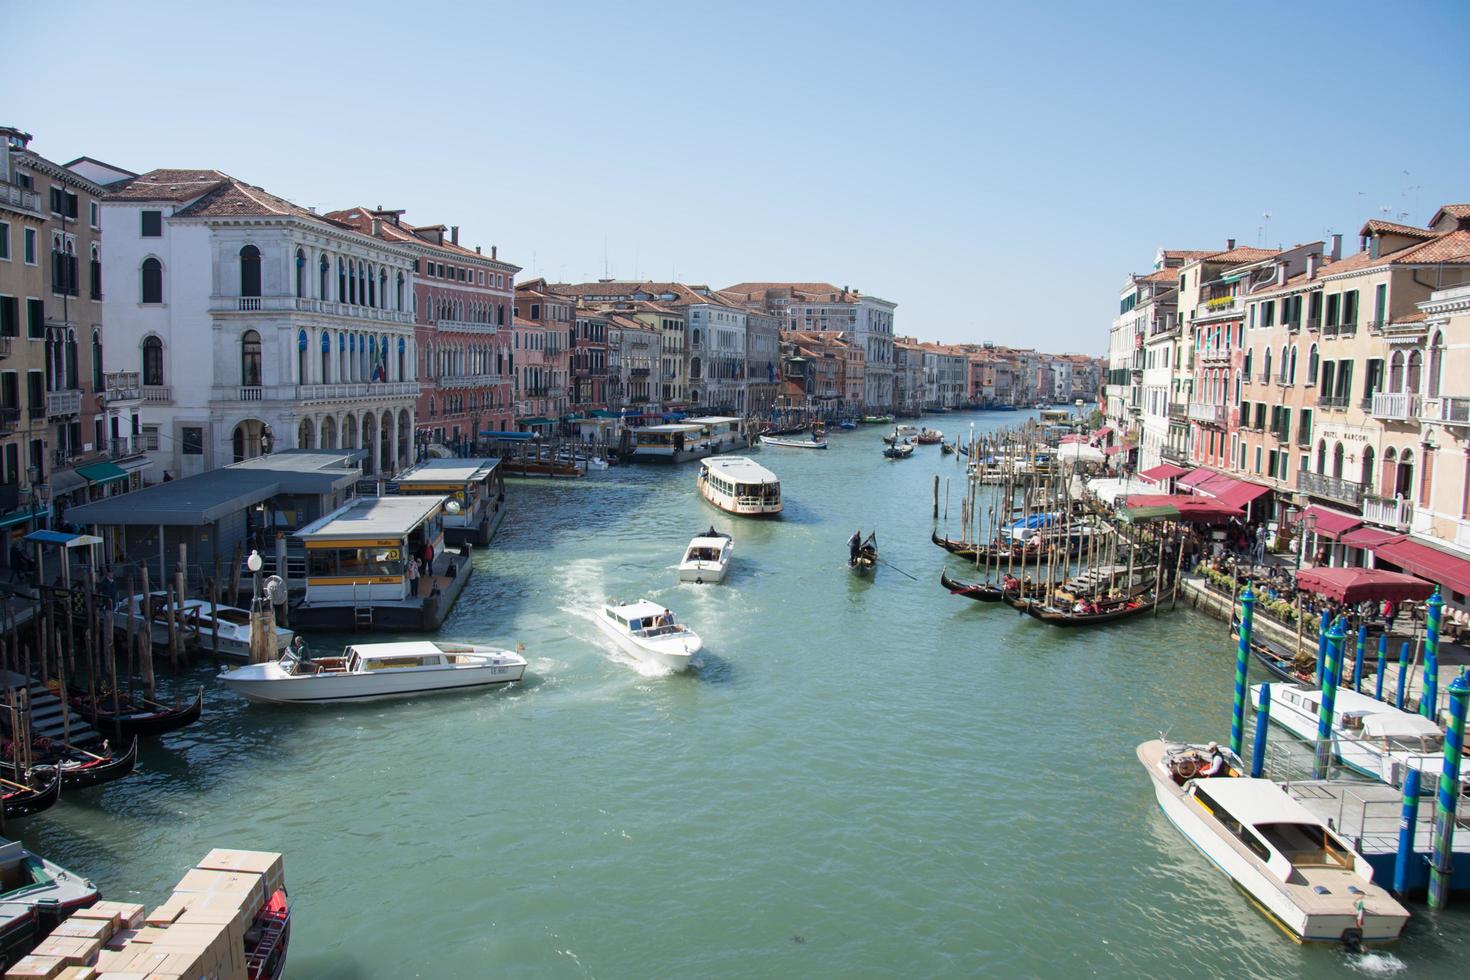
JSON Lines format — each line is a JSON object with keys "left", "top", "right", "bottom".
{"left": 15, "top": 409, "right": 1469, "bottom": 977}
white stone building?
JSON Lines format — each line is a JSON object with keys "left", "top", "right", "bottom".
{"left": 102, "top": 170, "right": 419, "bottom": 478}
{"left": 686, "top": 296, "right": 748, "bottom": 413}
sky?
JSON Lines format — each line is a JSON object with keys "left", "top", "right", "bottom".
{"left": 10, "top": 0, "right": 1469, "bottom": 354}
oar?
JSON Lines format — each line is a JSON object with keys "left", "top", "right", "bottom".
{"left": 875, "top": 557, "right": 918, "bottom": 581}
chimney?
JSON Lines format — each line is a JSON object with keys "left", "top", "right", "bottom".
{"left": 450, "top": 226, "right": 459, "bottom": 246}
{"left": 475, "top": 245, "right": 481, "bottom": 254}
{"left": 1226, "top": 238, "right": 1236, "bottom": 251}
{"left": 370, "top": 217, "right": 382, "bottom": 237}
{"left": 491, "top": 246, "right": 497, "bottom": 260}
{"left": 1306, "top": 252, "right": 1319, "bottom": 280}
{"left": 1276, "top": 261, "right": 1287, "bottom": 286}
{"left": 1330, "top": 233, "right": 1342, "bottom": 260}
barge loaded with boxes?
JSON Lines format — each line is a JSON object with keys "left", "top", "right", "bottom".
{"left": 3, "top": 848, "right": 287, "bottom": 980}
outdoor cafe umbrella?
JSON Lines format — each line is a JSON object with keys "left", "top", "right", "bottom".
{"left": 1294, "top": 566, "right": 1435, "bottom": 605}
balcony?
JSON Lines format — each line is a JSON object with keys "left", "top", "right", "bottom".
{"left": 1317, "top": 393, "right": 1349, "bottom": 411}
{"left": 0, "top": 408, "right": 18, "bottom": 433}
{"left": 103, "top": 371, "right": 142, "bottom": 404}
{"left": 212, "top": 381, "right": 420, "bottom": 404}
{"left": 109, "top": 437, "right": 143, "bottom": 458}
{"left": 1371, "top": 391, "right": 1422, "bottom": 422}
{"left": 1197, "top": 347, "right": 1231, "bottom": 366}
{"left": 1195, "top": 296, "right": 1244, "bottom": 320}
{"left": 438, "top": 374, "right": 501, "bottom": 390}
{"left": 1167, "top": 404, "right": 1187, "bottom": 422}
{"left": 1297, "top": 470, "right": 1365, "bottom": 508}
{"left": 630, "top": 367, "right": 650, "bottom": 377}
{"left": 1188, "top": 401, "right": 1226, "bottom": 425}
{"left": 46, "top": 389, "right": 81, "bottom": 417}
{"left": 142, "top": 385, "right": 173, "bottom": 404}
{"left": 1322, "top": 321, "right": 1357, "bottom": 338}
{"left": 1424, "top": 396, "right": 1470, "bottom": 427}
{"left": 208, "top": 295, "right": 415, "bottom": 324}
{"left": 1362, "top": 493, "right": 1412, "bottom": 530}
{"left": 434, "top": 318, "right": 499, "bottom": 336}
{"left": 0, "top": 183, "right": 41, "bottom": 214}
{"left": 1161, "top": 444, "right": 1190, "bottom": 465}
{"left": 0, "top": 337, "right": 9, "bottom": 359}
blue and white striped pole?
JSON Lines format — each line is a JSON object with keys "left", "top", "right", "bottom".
{"left": 1428, "top": 671, "right": 1469, "bottom": 909}
{"left": 1392, "top": 767, "right": 1422, "bottom": 898}
{"left": 1374, "top": 633, "right": 1387, "bottom": 702}
{"left": 1422, "top": 588, "right": 1444, "bottom": 722}
{"left": 1231, "top": 585, "right": 1257, "bottom": 757}
{"left": 1313, "top": 618, "right": 1346, "bottom": 780}
{"left": 1250, "top": 684, "right": 1270, "bottom": 779}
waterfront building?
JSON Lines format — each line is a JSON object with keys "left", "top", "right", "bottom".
{"left": 919, "top": 344, "right": 967, "bottom": 408}
{"left": 513, "top": 279, "right": 571, "bottom": 429}
{"left": 685, "top": 291, "right": 748, "bottom": 414}
{"left": 893, "top": 340, "right": 926, "bottom": 414}
{"left": 743, "top": 308, "right": 781, "bottom": 417}
{"left": 779, "top": 335, "right": 841, "bottom": 413}
{"left": 723, "top": 282, "right": 896, "bottom": 409}
{"left": 571, "top": 307, "right": 610, "bottom": 415}
{"left": 326, "top": 208, "right": 518, "bottom": 451}
{"left": 1, "top": 128, "right": 146, "bottom": 546}
{"left": 1132, "top": 268, "right": 1181, "bottom": 471}
{"left": 605, "top": 312, "right": 661, "bottom": 416}
{"left": 101, "top": 170, "right": 419, "bottom": 478}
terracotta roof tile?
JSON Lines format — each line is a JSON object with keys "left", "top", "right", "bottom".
{"left": 1436, "top": 204, "right": 1470, "bottom": 219}
{"left": 1210, "top": 246, "right": 1280, "bottom": 266}
{"left": 1360, "top": 219, "right": 1433, "bottom": 239}
{"left": 103, "top": 168, "right": 230, "bottom": 201}
{"left": 1161, "top": 250, "right": 1217, "bottom": 261}
{"left": 1390, "top": 229, "right": 1470, "bottom": 264}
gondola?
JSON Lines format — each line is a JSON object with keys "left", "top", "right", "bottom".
{"left": 882, "top": 443, "right": 914, "bottom": 459}
{"left": 1232, "top": 622, "right": 1316, "bottom": 684}
{"left": 0, "top": 735, "right": 138, "bottom": 791}
{"left": 68, "top": 686, "right": 204, "bottom": 740}
{"left": 930, "top": 529, "right": 1085, "bottom": 565}
{"left": 915, "top": 431, "right": 943, "bottom": 445}
{"left": 938, "top": 570, "right": 1041, "bottom": 603}
{"left": 848, "top": 532, "right": 877, "bottom": 575}
{"left": 763, "top": 423, "right": 807, "bottom": 437}
{"left": 955, "top": 442, "right": 970, "bottom": 456}
{"left": 941, "top": 442, "right": 955, "bottom": 456}
{"left": 2, "top": 768, "right": 61, "bottom": 820}
{"left": 1024, "top": 594, "right": 1161, "bottom": 626}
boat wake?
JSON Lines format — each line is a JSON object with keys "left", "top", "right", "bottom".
{"left": 562, "top": 603, "right": 681, "bottom": 678}
{"left": 1347, "top": 952, "right": 1406, "bottom": 975}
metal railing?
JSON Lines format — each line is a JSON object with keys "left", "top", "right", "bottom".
{"left": 0, "top": 407, "right": 18, "bottom": 432}
{"left": 1196, "top": 297, "right": 1243, "bottom": 319}
{"left": 1370, "top": 390, "right": 1422, "bottom": 421}
{"left": 1317, "top": 393, "right": 1349, "bottom": 410}
{"left": 1296, "top": 470, "right": 1364, "bottom": 508}
{"left": 0, "top": 337, "right": 10, "bottom": 359}
{"left": 1362, "top": 493, "right": 1412, "bottom": 530}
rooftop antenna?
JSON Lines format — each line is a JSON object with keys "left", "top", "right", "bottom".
{"left": 603, "top": 236, "right": 609, "bottom": 280}
{"left": 1259, "top": 212, "right": 1272, "bottom": 246}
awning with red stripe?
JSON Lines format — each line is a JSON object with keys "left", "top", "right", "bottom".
{"left": 1340, "top": 527, "right": 1400, "bottom": 550}
{"left": 1302, "top": 505, "right": 1362, "bottom": 541}
{"left": 1140, "top": 463, "right": 1190, "bottom": 484}
{"left": 1175, "top": 466, "right": 1216, "bottom": 489}
{"left": 1190, "top": 472, "right": 1271, "bottom": 509}
{"left": 1372, "top": 537, "right": 1470, "bottom": 597}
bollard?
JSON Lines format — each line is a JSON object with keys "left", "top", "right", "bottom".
{"left": 1374, "top": 633, "right": 1387, "bottom": 703}
{"left": 1423, "top": 588, "right": 1443, "bottom": 722}
{"left": 1396, "top": 640, "right": 1411, "bottom": 711}
{"left": 1353, "top": 623, "right": 1367, "bottom": 693}
{"left": 1392, "top": 767, "right": 1422, "bottom": 898}
{"left": 1250, "top": 684, "right": 1270, "bottom": 779}
{"left": 1316, "top": 608, "right": 1330, "bottom": 685}
{"left": 1231, "top": 585, "right": 1257, "bottom": 757}
{"left": 1313, "top": 618, "right": 1346, "bottom": 780}
{"left": 1427, "top": 671, "right": 1469, "bottom": 909}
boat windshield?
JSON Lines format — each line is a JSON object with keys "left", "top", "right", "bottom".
{"left": 1384, "top": 734, "right": 1445, "bottom": 753}
{"left": 1254, "top": 822, "right": 1354, "bottom": 869}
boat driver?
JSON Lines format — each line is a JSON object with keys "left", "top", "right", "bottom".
{"left": 1200, "top": 741, "right": 1227, "bottom": 778}
{"left": 287, "top": 634, "right": 314, "bottom": 672}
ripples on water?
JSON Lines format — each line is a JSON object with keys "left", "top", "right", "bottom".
{"left": 13, "top": 411, "right": 1470, "bottom": 977}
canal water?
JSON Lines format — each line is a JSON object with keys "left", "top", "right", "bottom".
{"left": 16, "top": 409, "right": 1470, "bottom": 977}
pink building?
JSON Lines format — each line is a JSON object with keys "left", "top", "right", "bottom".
{"left": 328, "top": 208, "right": 519, "bottom": 450}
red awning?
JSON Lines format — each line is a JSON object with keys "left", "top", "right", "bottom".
{"left": 1140, "top": 463, "right": 1190, "bottom": 484}
{"left": 1102, "top": 445, "right": 1128, "bottom": 455}
{"left": 1296, "top": 567, "right": 1436, "bottom": 604}
{"left": 1093, "top": 426, "right": 1113, "bottom": 437}
{"left": 1340, "top": 527, "right": 1401, "bottom": 550}
{"left": 1123, "top": 494, "right": 1244, "bottom": 523}
{"left": 1302, "top": 505, "right": 1362, "bottom": 541}
{"left": 1372, "top": 537, "right": 1470, "bottom": 597}
{"left": 1175, "top": 466, "right": 1216, "bottom": 489}
{"left": 1059, "top": 434, "right": 1086, "bottom": 444}
{"left": 1194, "top": 474, "right": 1271, "bottom": 509}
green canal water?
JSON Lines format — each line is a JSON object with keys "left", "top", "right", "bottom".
{"left": 15, "top": 409, "right": 1470, "bottom": 977}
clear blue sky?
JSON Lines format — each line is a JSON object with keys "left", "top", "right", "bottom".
{"left": 12, "top": 1, "right": 1469, "bottom": 353}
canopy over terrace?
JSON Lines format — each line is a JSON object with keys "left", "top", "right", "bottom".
{"left": 24, "top": 530, "right": 104, "bottom": 586}
{"left": 1295, "top": 567, "right": 1436, "bottom": 605}
{"left": 1120, "top": 494, "right": 1243, "bottom": 525}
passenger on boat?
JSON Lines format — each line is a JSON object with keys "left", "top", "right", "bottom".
{"left": 1002, "top": 574, "right": 1020, "bottom": 592}
{"left": 1073, "top": 600, "right": 1087, "bottom": 614}
{"left": 660, "top": 609, "right": 674, "bottom": 628}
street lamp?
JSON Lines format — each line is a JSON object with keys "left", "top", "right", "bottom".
{"left": 247, "top": 548, "right": 263, "bottom": 603}
{"left": 1297, "top": 510, "right": 1317, "bottom": 572}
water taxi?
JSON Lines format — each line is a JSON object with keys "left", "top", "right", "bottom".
{"left": 594, "top": 600, "right": 702, "bottom": 672}
{"left": 1137, "top": 738, "right": 1407, "bottom": 945}
{"left": 759, "top": 435, "right": 827, "bottom": 450}
{"left": 115, "top": 593, "right": 294, "bottom": 660}
{"left": 392, "top": 458, "right": 507, "bottom": 545}
{"left": 697, "top": 456, "right": 782, "bottom": 516}
{"left": 629, "top": 416, "right": 749, "bottom": 463}
{"left": 678, "top": 529, "right": 733, "bottom": 584}
{"left": 1250, "top": 683, "right": 1461, "bottom": 791}
{"left": 218, "top": 640, "right": 526, "bottom": 704}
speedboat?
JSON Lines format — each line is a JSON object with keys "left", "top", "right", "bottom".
{"left": 594, "top": 600, "right": 702, "bottom": 672}
{"left": 1251, "top": 683, "right": 1463, "bottom": 791}
{"left": 883, "top": 443, "right": 914, "bottom": 459}
{"left": 116, "top": 593, "right": 294, "bottom": 659}
{"left": 760, "top": 434, "right": 827, "bottom": 449}
{"left": 0, "top": 838, "right": 100, "bottom": 961}
{"left": 895, "top": 424, "right": 918, "bottom": 437}
{"left": 678, "top": 529, "right": 733, "bottom": 584}
{"left": 218, "top": 641, "right": 526, "bottom": 704}
{"left": 1137, "top": 738, "right": 1408, "bottom": 945}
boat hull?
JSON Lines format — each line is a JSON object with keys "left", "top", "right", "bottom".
{"left": 678, "top": 561, "right": 729, "bottom": 584}
{"left": 593, "top": 614, "right": 697, "bottom": 672}
{"left": 219, "top": 662, "right": 524, "bottom": 704}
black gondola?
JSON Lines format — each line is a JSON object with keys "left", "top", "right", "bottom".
{"left": 930, "top": 529, "right": 1086, "bottom": 565}
{"left": 68, "top": 686, "right": 204, "bottom": 740}
{"left": 1, "top": 768, "right": 61, "bottom": 820}
{"left": 763, "top": 423, "right": 807, "bottom": 437}
{"left": 941, "top": 442, "right": 955, "bottom": 456}
{"left": 848, "top": 532, "right": 877, "bottom": 575}
{"left": 1024, "top": 594, "right": 1161, "bottom": 626}
{"left": 882, "top": 443, "right": 914, "bottom": 459}
{"left": 1, "top": 736, "right": 138, "bottom": 791}
{"left": 938, "top": 570, "right": 1041, "bottom": 603}
{"left": 1232, "top": 624, "right": 1316, "bottom": 684}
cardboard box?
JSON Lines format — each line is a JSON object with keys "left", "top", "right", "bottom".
{"left": 124, "top": 926, "right": 169, "bottom": 945}
{"left": 49, "top": 920, "right": 112, "bottom": 944}
{"left": 194, "top": 850, "right": 285, "bottom": 899}
{"left": 66, "top": 908, "right": 121, "bottom": 935}
{"left": 53, "top": 968, "right": 96, "bottom": 980}
{"left": 171, "top": 869, "right": 265, "bottom": 912}
{"left": 175, "top": 908, "right": 247, "bottom": 974}
{"left": 99, "top": 929, "right": 135, "bottom": 952}
{"left": 107, "top": 950, "right": 167, "bottom": 976}
{"left": 27, "top": 936, "right": 100, "bottom": 967}
{"left": 91, "top": 973, "right": 148, "bottom": 980}
{"left": 83, "top": 903, "right": 145, "bottom": 930}
{"left": 143, "top": 897, "right": 189, "bottom": 928}
{"left": 3, "top": 954, "right": 66, "bottom": 979}
{"left": 89, "top": 949, "right": 137, "bottom": 972}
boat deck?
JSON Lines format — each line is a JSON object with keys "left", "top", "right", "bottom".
{"left": 1283, "top": 778, "right": 1470, "bottom": 893}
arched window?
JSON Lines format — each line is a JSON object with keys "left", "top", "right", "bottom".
{"left": 64, "top": 329, "right": 78, "bottom": 389}
{"left": 141, "top": 257, "right": 163, "bottom": 304}
{"left": 1332, "top": 442, "right": 1344, "bottom": 479}
{"left": 690, "top": 356, "right": 701, "bottom": 379}
{"left": 1306, "top": 343, "right": 1319, "bottom": 385}
{"left": 297, "top": 330, "right": 308, "bottom": 383}
{"left": 1262, "top": 348, "right": 1272, "bottom": 383}
{"left": 241, "top": 329, "right": 263, "bottom": 386}
{"left": 396, "top": 271, "right": 404, "bottom": 310}
{"left": 91, "top": 329, "right": 103, "bottom": 392}
{"left": 398, "top": 337, "right": 406, "bottom": 381}
{"left": 348, "top": 259, "right": 357, "bottom": 305}
{"left": 1397, "top": 449, "right": 1414, "bottom": 499}
{"left": 1278, "top": 345, "right": 1287, "bottom": 381}
{"left": 379, "top": 269, "right": 387, "bottom": 309}
{"left": 239, "top": 245, "right": 261, "bottom": 297}
{"left": 1316, "top": 438, "right": 1327, "bottom": 474}
{"left": 1362, "top": 446, "right": 1375, "bottom": 491}
{"left": 320, "top": 331, "right": 332, "bottom": 383}
{"left": 296, "top": 248, "right": 306, "bottom": 298}
{"left": 143, "top": 336, "right": 164, "bottom": 386}
{"left": 1388, "top": 351, "right": 1404, "bottom": 392}
{"left": 1406, "top": 351, "right": 1422, "bottom": 393}
{"left": 367, "top": 263, "right": 377, "bottom": 308}
{"left": 1243, "top": 349, "right": 1253, "bottom": 377}
{"left": 89, "top": 244, "right": 101, "bottom": 300}
{"left": 1428, "top": 331, "right": 1444, "bottom": 398}
{"left": 320, "top": 254, "right": 330, "bottom": 298}
{"left": 1382, "top": 447, "right": 1398, "bottom": 496}
{"left": 1288, "top": 345, "right": 1297, "bottom": 384}
{"left": 338, "top": 257, "right": 347, "bottom": 302}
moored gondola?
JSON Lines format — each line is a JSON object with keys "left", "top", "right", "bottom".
{"left": 940, "top": 442, "right": 955, "bottom": 456}
{"left": 848, "top": 532, "right": 878, "bottom": 575}
{"left": 938, "top": 570, "right": 1041, "bottom": 603}
{"left": 1024, "top": 594, "right": 1161, "bottom": 626}
{"left": 930, "top": 529, "right": 1086, "bottom": 565}
{"left": 68, "top": 686, "right": 204, "bottom": 740}
{"left": 1, "top": 735, "right": 138, "bottom": 791}
{"left": 1232, "top": 623, "right": 1315, "bottom": 684}
{"left": 1, "top": 768, "right": 61, "bottom": 820}
{"left": 882, "top": 443, "right": 914, "bottom": 459}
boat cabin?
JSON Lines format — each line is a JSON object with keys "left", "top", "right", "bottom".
{"left": 603, "top": 600, "right": 683, "bottom": 638}
{"left": 698, "top": 456, "right": 781, "bottom": 515}
{"left": 685, "top": 417, "right": 746, "bottom": 453}
{"left": 392, "top": 458, "right": 506, "bottom": 545}
{"left": 685, "top": 537, "right": 729, "bottom": 563}
{"left": 295, "top": 496, "right": 446, "bottom": 605}
{"left": 1187, "top": 777, "right": 1368, "bottom": 883}
{"left": 633, "top": 423, "right": 705, "bottom": 458}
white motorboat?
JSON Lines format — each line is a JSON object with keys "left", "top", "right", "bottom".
{"left": 759, "top": 435, "right": 828, "bottom": 450}
{"left": 1138, "top": 739, "right": 1408, "bottom": 945}
{"left": 1251, "top": 683, "right": 1460, "bottom": 791}
{"left": 894, "top": 424, "right": 918, "bottom": 437}
{"left": 678, "top": 529, "right": 733, "bottom": 584}
{"left": 697, "top": 456, "right": 781, "bottom": 516}
{"left": 594, "top": 600, "right": 702, "bottom": 672}
{"left": 116, "top": 593, "right": 294, "bottom": 659}
{"left": 217, "top": 641, "right": 526, "bottom": 704}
